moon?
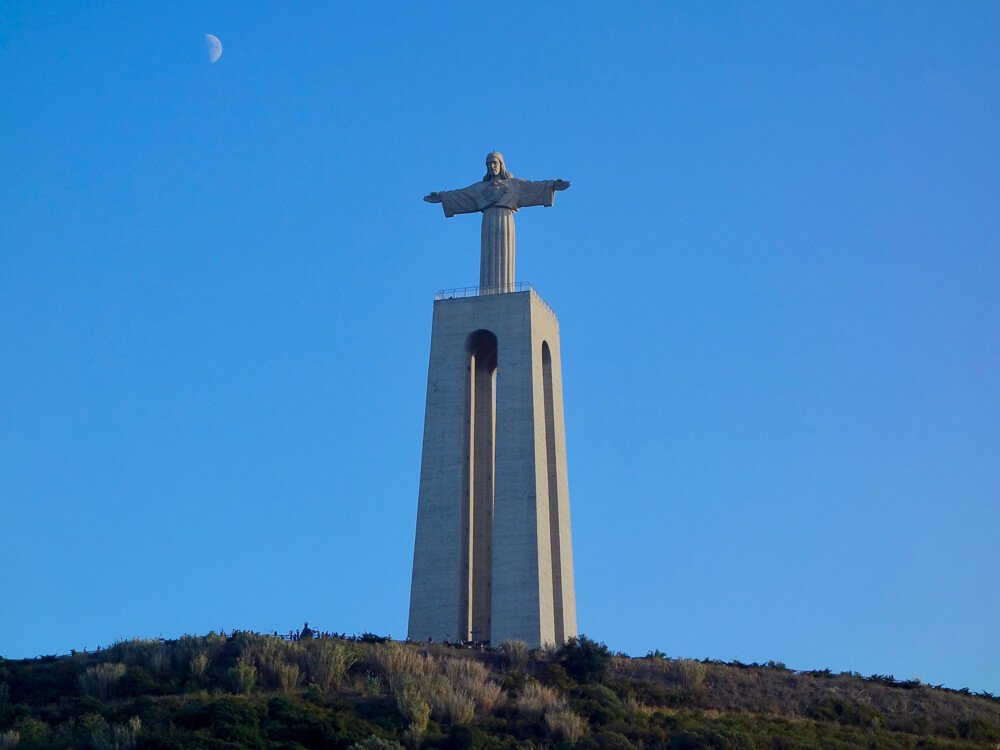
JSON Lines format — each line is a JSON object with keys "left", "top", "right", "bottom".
{"left": 204, "top": 34, "right": 222, "bottom": 63}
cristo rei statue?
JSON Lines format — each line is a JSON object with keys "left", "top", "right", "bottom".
{"left": 410, "top": 150, "right": 579, "bottom": 648}
{"left": 424, "top": 151, "right": 570, "bottom": 293}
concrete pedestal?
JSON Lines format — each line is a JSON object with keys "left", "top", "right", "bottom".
{"left": 407, "top": 289, "right": 577, "bottom": 648}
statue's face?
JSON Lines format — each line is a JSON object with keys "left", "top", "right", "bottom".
{"left": 487, "top": 156, "right": 502, "bottom": 177}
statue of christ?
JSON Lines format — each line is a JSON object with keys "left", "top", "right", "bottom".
{"left": 424, "top": 152, "right": 570, "bottom": 294}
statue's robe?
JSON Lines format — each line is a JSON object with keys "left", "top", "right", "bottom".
{"left": 435, "top": 178, "right": 560, "bottom": 293}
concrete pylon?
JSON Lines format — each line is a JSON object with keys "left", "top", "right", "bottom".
{"left": 407, "top": 289, "right": 577, "bottom": 648}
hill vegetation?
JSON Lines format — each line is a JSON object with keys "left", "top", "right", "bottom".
{"left": 1, "top": 631, "right": 997, "bottom": 749}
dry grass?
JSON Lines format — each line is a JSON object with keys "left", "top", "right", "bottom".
{"left": 188, "top": 651, "right": 210, "bottom": 679}
{"left": 442, "top": 658, "right": 503, "bottom": 713}
{"left": 426, "top": 679, "right": 475, "bottom": 725}
{"left": 77, "top": 663, "right": 126, "bottom": 701}
{"left": 275, "top": 663, "right": 302, "bottom": 693}
{"left": 227, "top": 660, "right": 257, "bottom": 694}
{"left": 544, "top": 707, "right": 588, "bottom": 742}
{"left": 370, "top": 643, "right": 437, "bottom": 700}
{"left": 672, "top": 658, "right": 707, "bottom": 690}
{"left": 515, "top": 681, "right": 564, "bottom": 717}
{"left": 303, "top": 641, "right": 356, "bottom": 693}
{"left": 499, "top": 640, "right": 530, "bottom": 673}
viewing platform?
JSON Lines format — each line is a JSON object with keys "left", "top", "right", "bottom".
{"left": 434, "top": 282, "right": 557, "bottom": 319}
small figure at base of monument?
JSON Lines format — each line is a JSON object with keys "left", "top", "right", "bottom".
{"left": 424, "top": 151, "right": 570, "bottom": 294}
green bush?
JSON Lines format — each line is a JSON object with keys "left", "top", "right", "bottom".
{"left": 594, "top": 730, "right": 635, "bottom": 750}
{"left": 0, "top": 682, "right": 9, "bottom": 722}
{"left": 958, "top": 718, "right": 1000, "bottom": 742}
{"left": 77, "top": 663, "right": 126, "bottom": 700}
{"left": 399, "top": 685, "right": 431, "bottom": 743}
{"left": 668, "top": 726, "right": 755, "bottom": 750}
{"left": 12, "top": 716, "right": 50, "bottom": 743}
{"left": 349, "top": 736, "right": 406, "bottom": 750}
{"left": 569, "top": 684, "right": 624, "bottom": 726}
{"left": 208, "top": 696, "right": 267, "bottom": 746}
{"left": 540, "top": 663, "right": 574, "bottom": 692}
{"left": 119, "top": 665, "right": 156, "bottom": 697}
{"left": 556, "top": 635, "right": 611, "bottom": 683}
{"left": 808, "top": 696, "right": 883, "bottom": 728}
{"left": 228, "top": 660, "right": 258, "bottom": 695}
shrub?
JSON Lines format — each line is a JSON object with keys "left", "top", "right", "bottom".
{"left": 119, "top": 666, "right": 156, "bottom": 697}
{"left": 0, "top": 682, "right": 9, "bottom": 722}
{"left": 349, "top": 737, "right": 406, "bottom": 750}
{"left": 958, "top": 718, "right": 1000, "bottom": 742}
{"left": 545, "top": 707, "right": 588, "bottom": 742}
{"left": 427, "top": 680, "right": 475, "bottom": 725}
{"left": 540, "top": 663, "right": 574, "bottom": 692}
{"left": 188, "top": 651, "right": 210, "bottom": 680}
{"left": 808, "top": 696, "right": 883, "bottom": 728}
{"left": 557, "top": 635, "right": 611, "bottom": 683}
{"left": 91, "top": 716, "right": 142, "bottom": 750}
{"left": 443, "top": 658, "right": 502, "bottom": 713}
{"left": 148, "top": 646, "right": 171, "bottom": 678}
{"left": 228, "top": 659, "right": 258, "bottom": 694}
{"left": 399, "top": 685, "right": 431, "bottom": 743}
{"left": 275, "top": 663, "right": 302, "bottom": 693}
{"left": 11, "top": 718, "right": 49, "bottom": 744}
{"left": 667, "top": 726, "right": 755, "bottom": 750}
{"left": 670, "top": 659, "right": 706, "bottom": 691}
{"left": 570, "top": 684, "right": 625, "bottom": 725}
{"left": 172, "top": 634, "right": 225, "bottom": 684}
{"left": 304, "top": 641, "right": 356, "bottom": 693}
{"left": 515, "top": 681, "right": 563, "bottom": 717}
{"left": 107, "top": 639, "right": 159, "bottom": 668}
{"left": 371, "top": 643, "right": 436, "bottom": 699}
{"left": 361, "top": 672, "right": 384, "bottom": 697}
{"left": 78, "top": 663, "right": 127, "bottom": 700}
{"left": 240, "top": 634, "right": 289, "bottom": 689}
{"left": 105, "top": 638, "right": 172, "bottom": 678}
{"left": 500, "top": 640, "right": 530, "bottom": 673}
{"left": 594, "top": 730, "right": 635, "bottom": 750}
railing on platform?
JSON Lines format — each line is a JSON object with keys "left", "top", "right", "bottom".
{"left": 434, "top": 282, "right": 557, "bottom": 318}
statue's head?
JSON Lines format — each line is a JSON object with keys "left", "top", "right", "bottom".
{"left": 483, "top": 151, "right": 512, "bottom": 181}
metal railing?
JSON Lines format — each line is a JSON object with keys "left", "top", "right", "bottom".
{"left": 434, "top": 282, "right": 558, "bottom": 318}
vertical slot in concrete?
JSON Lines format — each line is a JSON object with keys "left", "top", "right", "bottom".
{"left": 542, "top": 341, "right": 564, "bottom": 645}
{"left": 466, "top": 330, "right": 497, "bottom": 643}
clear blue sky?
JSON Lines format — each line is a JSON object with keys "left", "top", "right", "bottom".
{"left": 2, "top": 2, "right": 997, "bottom": 693}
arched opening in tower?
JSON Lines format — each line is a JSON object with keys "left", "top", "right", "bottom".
{"left": 462, "top": 329, "right": 497, "bottom": 644}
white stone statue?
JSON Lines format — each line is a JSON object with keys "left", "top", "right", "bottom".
{"left": 424, "top": 152, "right": 570, "bottom": 294}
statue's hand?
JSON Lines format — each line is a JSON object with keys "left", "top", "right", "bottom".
{"left": 553, "top": 179, "right": 571, "bottom": 191}
{"left": 424, "top": 192, "right": 443, "bottom": 203}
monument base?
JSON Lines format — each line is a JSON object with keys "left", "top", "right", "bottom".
{"left": 408, "top": 289, "right": 577, "bottom": 648}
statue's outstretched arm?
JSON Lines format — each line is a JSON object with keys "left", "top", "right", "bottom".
{"left": 425, "top": 185, "right": 481, "bottom": 217}
{"left": 553, "top": 179, "right": 571, "bottom": 191}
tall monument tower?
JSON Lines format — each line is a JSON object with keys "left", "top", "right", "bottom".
{"left": 408, "top": 152, "right": 577, "bottom": 649}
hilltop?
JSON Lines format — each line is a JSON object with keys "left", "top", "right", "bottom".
{"left": 1, "top": 632, "right": 997, "bottom": 749}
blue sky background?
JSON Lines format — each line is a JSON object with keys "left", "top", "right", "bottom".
{"left": 2, "top": 2, "right": 998, "bottom": 693}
